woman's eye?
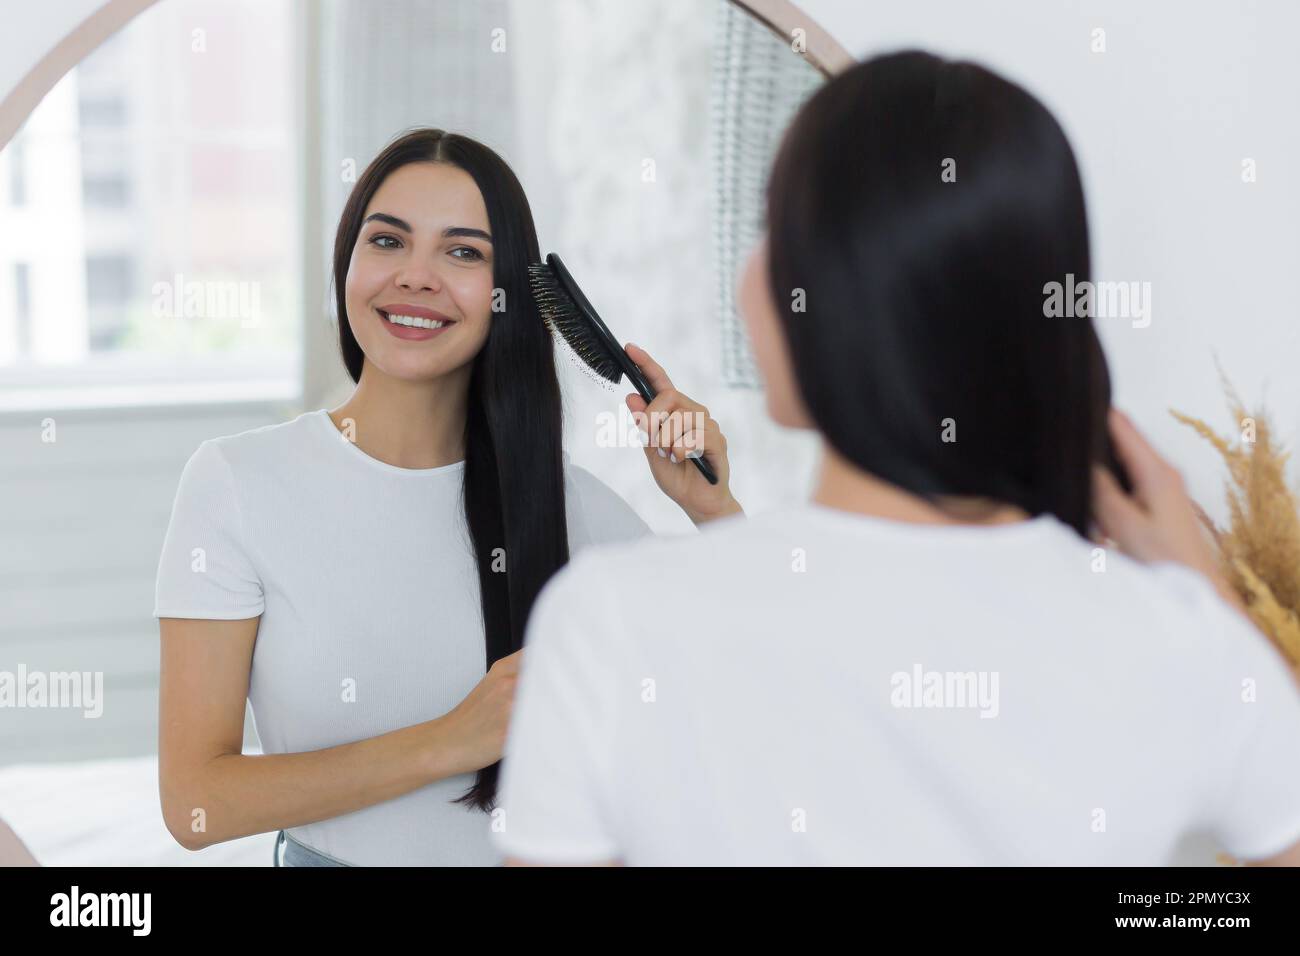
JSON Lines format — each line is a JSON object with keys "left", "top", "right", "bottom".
{"left": 451, "top": 246, "right": 484, "bottom": 261}
{"left": 368, "top": 234, "right": 401, "bottom": 250}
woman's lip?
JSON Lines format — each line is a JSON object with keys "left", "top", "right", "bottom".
{"left": 377, "top": 309, "right": 454, "bottom": 341}
{"left": 376, "top": 305, "right": 454, "bottom": 322}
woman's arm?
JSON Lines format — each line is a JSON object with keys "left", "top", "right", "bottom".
{"left": 1093, "top": 409, "right": 1264, "bottom": 623}
{"left": 1093, "top": 407, "right": 1300, "bottom": 867}
{"left": 158, "top": 617, "right": 517, "bottom": 850}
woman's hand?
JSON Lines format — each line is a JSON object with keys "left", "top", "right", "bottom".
{"left": 1091, "top": 408, "right": 1243, "bottom": 612}
{"left": 622, "top": 343, "right": 743, "bottom": 526}
{"left": 437, "top": 649, "right": 522, "bottom": 775}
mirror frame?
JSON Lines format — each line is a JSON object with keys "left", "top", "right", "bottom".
{"left": 0, "top": 0, "right": 852, "bottom": 149}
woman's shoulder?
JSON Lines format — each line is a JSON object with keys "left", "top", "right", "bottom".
{"left": 200, "top": 409, "right": 323, "bottom": 460}
{"left": 179, "top": 409, "right": 326, "bottom": 483}
{"left": 562, "top": 453, "right": 654, "bottom": 551}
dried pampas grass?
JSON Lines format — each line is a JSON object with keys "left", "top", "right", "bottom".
{"left": 1171, "top": 368, "right": 1300, "bottom": 674}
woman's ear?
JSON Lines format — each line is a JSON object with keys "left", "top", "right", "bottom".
{"left": 738, "top": 238, "right": 814, "bottom": 430}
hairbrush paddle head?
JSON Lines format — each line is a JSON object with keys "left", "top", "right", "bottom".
{"left": 529, "top": 253, "right": 720, "bottom": 486}
{"left": 528, "top": 253, "right": 631, "bottom": 386}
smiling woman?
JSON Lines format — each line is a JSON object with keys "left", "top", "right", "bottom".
{"left": 367, "top": 218, "right": 480, "bottom": 335}
{"left": 346, "top": 163, "right": 495, "bottom": 364}
{"left": 332, "top": 130, "right": 572, "bottom": 816}
{"left": 363, "top": 211, "right": 491, "bottom": 335}
{"left": 153, "top": 127, "right": 742, "bottom": 867}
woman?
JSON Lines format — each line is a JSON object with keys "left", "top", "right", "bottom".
{"left": 493, "top": 52, "right": 1300, "bottom": 866}
{"left": 154, "top": 129, "right": 742, "bottom": 866}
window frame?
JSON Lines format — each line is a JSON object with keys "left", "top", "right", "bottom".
{"left": 0, "top": 0, "right": 316, "bottom": 417}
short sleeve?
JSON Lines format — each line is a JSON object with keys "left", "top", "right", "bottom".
{"left": 153, "top": 440, "right": 265, "bottom": 620}
{"left": 564, "top": 459, "right": 653, "bottom": 553}
{"left": 1171, "top": 569, "right": 1300, "bottom": 860}
{"left": 492, "top": 551, "right": 625, "bottom": 863}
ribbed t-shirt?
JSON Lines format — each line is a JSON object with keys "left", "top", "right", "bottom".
{"left": 154, "top": 408, "right": 652, "bottom": 865}
{"left": 495, "top": 505, "right": 1300, "bottom": 864}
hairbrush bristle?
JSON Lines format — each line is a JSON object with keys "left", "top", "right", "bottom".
{"left": 528, "top": 262, "right": 624, "bottom": 384}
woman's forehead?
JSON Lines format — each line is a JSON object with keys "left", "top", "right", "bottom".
{"left": 366, "top": 163, "right": 488, "bottom": 228}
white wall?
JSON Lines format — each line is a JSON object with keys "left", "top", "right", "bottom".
{"left": 0, "top": 404, "right": 283, "bottom": 764}
{"left": 801, "top": 0, "right": 1300, "bottom": 522}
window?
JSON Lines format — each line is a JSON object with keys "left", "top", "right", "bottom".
{"left": 7, "top": 139, "right": 24, "bottom": 206}
{"left": 12, "top": 263, "right": 30, "bottom": 355}
{"left": 0, "top": 0, "right": 300, "bottom": 409}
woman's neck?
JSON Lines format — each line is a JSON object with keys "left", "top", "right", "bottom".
{"left": 327, "top": 362, "right": 470, "bottom": 470}
{"left": 811, "top": 441, "right": 1030, "bottom": 526}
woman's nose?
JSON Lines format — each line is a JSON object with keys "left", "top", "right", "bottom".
{"left": 396, "top": 259, "right": 443, "bottom": 293}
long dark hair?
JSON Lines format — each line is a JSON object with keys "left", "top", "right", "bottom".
{"left": 333, "top": 129, "right": 568, "bottom": 811}
{"left": 766, "top": 51, "right": 1115, "bottom": 536}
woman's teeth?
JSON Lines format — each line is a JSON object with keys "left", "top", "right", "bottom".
{"left": 383, "top": 312, "right": 450, "bottom": 329}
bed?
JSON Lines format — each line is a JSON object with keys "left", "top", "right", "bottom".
{"left": 0, "top": 755, "right": 272, "bottom": 866}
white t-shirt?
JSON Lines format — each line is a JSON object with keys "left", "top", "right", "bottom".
{"left": 153, "top": 408, "right": 651, "bottom": 866}
{"left": 494, "top": 504, "right": 1300, "bottom": 865}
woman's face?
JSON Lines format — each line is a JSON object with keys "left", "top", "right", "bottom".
{"left": 344, "top": 162, "right": 495, "bottom": 383}
{"left": 738, "top": 236, "right": 813, "bottom": 429}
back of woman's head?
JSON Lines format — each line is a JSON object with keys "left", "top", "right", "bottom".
{"left": 765, "top": 50, "right": 1113, "bottom": 535}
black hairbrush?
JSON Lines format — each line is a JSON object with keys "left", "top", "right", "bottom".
{"left": 528, "top": 252, "right": 719, "bottom": 485}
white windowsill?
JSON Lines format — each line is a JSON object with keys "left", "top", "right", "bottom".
{"left": 0, "top": 351, "right": 303, "bottom": 415}
{"left": 0, "top": 378, "right": 300, "bottom": 414}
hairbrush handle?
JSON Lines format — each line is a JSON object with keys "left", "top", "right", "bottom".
{"left": 621, "top": 359, "right": 719, "bottom": 486}
{"left": 543, "top": 254, "right": 718, "bottom": 486}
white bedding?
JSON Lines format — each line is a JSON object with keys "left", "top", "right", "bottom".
{"left": 0, "top": 755, "right": 1225, "bottom": 866}
{"left": 0, "top": 756, "right": 272, "bottom": 866}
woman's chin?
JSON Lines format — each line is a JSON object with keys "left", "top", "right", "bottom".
{"left": 385, "top": 360, "right": 459, "bottom": 384}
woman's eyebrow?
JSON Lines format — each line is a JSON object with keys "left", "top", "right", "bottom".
{"left": 444, "top": 226, "right": 492, "bottom": 243}
{"left": 363, "top": 212, "right": 411, "bottom": 231}
{"left": 362, "top": 214, "right": 491, "bottom": 243}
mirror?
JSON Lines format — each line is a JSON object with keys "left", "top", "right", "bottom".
{"left": 0, "top": 0, "right": 844, "bottom": 865}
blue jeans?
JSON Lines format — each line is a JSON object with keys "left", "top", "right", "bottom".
{"left": 274, "top": 829, "right": 351, "bottom": 867}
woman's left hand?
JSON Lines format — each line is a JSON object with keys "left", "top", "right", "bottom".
{"left": 622, "top": 343, "right": 743, "bottom": 526}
